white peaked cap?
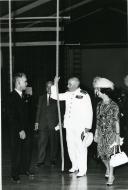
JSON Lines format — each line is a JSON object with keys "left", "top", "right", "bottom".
{"left": 83, "top": 132, "right": 93, "bottom": 147}
{"left": 93, "top": 77, "right": 114, "bottom": 90}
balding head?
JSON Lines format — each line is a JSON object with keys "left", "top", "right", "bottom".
{"left": 67, "top": 77, "right": 80, "bottom": 92}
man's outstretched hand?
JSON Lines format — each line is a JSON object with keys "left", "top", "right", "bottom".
{"left": 54, "top": 76, "right": 60, "bottom": 85}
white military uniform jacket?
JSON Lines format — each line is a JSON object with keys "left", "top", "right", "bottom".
{"left": 51, "top": 86, "right": 93, "bottom": 134}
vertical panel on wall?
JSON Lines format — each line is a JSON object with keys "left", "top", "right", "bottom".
{"left": 63, "top": 47, "right": 72, "bottom": 84}
{"left": 64, "top": 47, "right": 81, "bottom": 85}
{"left": 2, "top": 49, "right": 10, "bottom": 94}
{"left": 72, "top": 48, "right": 81, "bottom": 79}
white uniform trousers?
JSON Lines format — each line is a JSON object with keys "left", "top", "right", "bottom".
{"left": 66, "top": 127, "right": 87, "bottom": 174}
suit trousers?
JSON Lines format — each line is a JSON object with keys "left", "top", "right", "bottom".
{"left": 37, "top": 129, "right": 59, "bottom": 163}
{"left": 37, "top": 130, "right": 49, "bottom": 163}
{"left": 48, "top": 128, "right": 59, "bottom": 162}
{"left": 11, "top": 137, "right": 29, "bottom": 177}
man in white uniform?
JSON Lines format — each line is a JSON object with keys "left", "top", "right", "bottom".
{"left": 51, "top": 77, "right": 93, "bottom": 177}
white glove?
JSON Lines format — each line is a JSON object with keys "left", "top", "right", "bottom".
{"left": 55, "top": 125, "right": 60, "bottom": 131}
{"left": 110, "top": 137, "right": 124, "bottom": 148}
{"left": 19, "top": 130, "right": 26, "bottom": 140}
{"left": 34, "top": 123, "right": 39, "bottom": 131}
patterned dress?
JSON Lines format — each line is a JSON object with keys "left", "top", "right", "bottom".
{"left": 96, "top": 99, "right": 119, "bottom": 161}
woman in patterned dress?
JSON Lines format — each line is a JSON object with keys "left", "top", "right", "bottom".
{"left": 93, "top": 77, "right": 120, "bottom": 185}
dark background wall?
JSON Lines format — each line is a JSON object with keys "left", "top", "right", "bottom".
{"left": 1, "top": 46, "right": 65, "bottom": 100}
{"left": 2, "top": 47, "right": 128, "bottom": 98}
{"left": 64, "top": 47, "right": 128, "bottom": 90}
{"left": 81, "top": 48, "right": 128, "bottom": 89}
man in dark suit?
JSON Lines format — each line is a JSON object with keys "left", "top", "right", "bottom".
{"left": 7, "top": 73, "right": 33, "bottom": 183}
{"left": 35, "top": 81, "right": 59, "bottom": 166}
{"left": 23, "top": 87, "right": 35, "bottom": 173}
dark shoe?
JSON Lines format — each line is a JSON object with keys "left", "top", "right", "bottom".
{"left": 36, "top": 162, "right": 44, "bottom": 167}
{"left": 25, "top": 171, "right": 34, "bottom": 177}
{"left": 11, "top": 176, "right": 20, "bottom": 184}
{"left": 51, "top": 161, "right": 56, "bottom": 166}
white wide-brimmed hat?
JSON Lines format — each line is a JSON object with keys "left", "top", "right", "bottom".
{"left": 93, "top": 77, "right": 114, "bottom": 90}
{"left": 83, "top": 132, "right": 93, "bottom": 147}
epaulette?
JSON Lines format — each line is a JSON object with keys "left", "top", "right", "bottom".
{"left": 80, "top": 90, "right": 87, "bottom": 95}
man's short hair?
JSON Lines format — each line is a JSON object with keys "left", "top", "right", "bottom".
{"left": 46, "top": 81, "right": 53, "bottom": 87}
{"left": 13, "top": 73, "right": 26, "bottom": 85}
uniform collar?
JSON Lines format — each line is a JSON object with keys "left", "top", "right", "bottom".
{"left": 70, "top": 87, "right": 81, "bottom": 94}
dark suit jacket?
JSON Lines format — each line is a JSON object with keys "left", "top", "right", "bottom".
{"left": 35, "top": 94, "right": 58, "bottom": 131}
{"left": 7, "top": 90, "right": 29, "bottom": 140}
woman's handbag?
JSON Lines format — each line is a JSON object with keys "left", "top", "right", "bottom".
{"left": 110, "top": 145, "right": 128, "bottom": 167}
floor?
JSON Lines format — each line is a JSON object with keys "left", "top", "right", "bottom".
{"left": 2, "top": 143, "right": 128, "bottom": 190}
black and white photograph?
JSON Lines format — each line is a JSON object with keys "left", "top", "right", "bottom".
{"left": 1, "top": 0, "right": 128, "bottom": 189}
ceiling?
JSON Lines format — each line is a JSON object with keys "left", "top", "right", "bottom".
{"left": 0, "top": 0, "right": 127, "bottom": 47}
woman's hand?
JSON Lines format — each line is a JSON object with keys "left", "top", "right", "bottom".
{"left": 94, "top": 135, "right": 98, "bottom": 143}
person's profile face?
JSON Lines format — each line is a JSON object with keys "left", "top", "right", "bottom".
{"left": 67, "top": 79, "right": 78, "bottom": 92}
{"left": 19, "top": 76, "right": 27, "bottom": 91}
{"left": 46, "top": 82, "right": 52, "bottom": 94}
{"left": 124, "top": 75, "right": 128, "bottom": 87}
{"left": 95, "top": 88, "right": 102, "bottom": 98}
{"left": 25, "top": 87, "right": 32, "bottom": 96}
